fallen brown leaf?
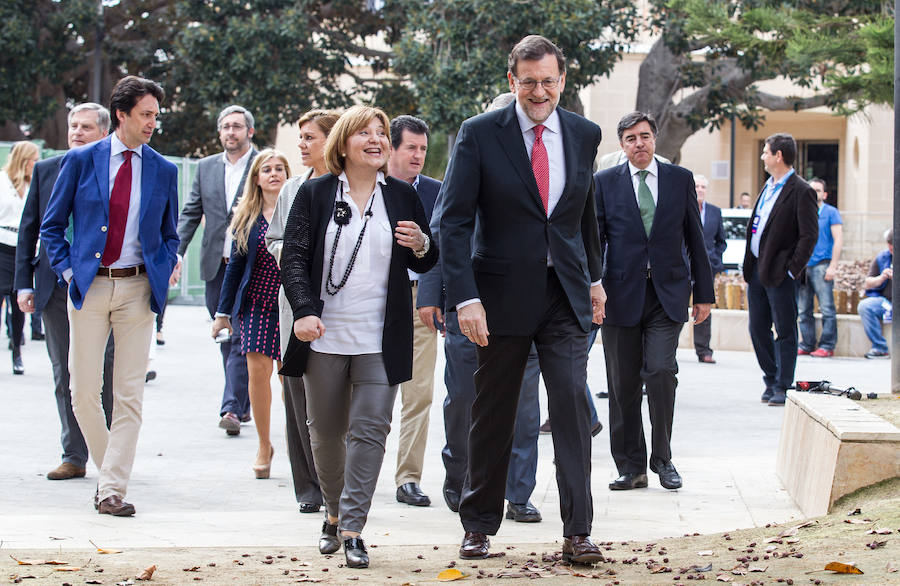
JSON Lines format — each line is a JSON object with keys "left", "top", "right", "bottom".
{"left": 886, "top": 561, "right": 898, "bottom": 573}
{"left": 716, "top": 574, "right": 734, "bottom": 582}
{"left": 136, "top": 564, "right": 156, "bottom": 580}
{"left": 747, "top": 565, "right": 768, "bottom": 572}
{"left": 848, "top": 508, "right": 862, "bottom": 516}
{"left": 777, "top": 527, "right": 798, "bottom": 538}
{"left": 844, "top": 519, "right": 871, "bottom": 525}
{"left": 53, "top": 566, "right": 82, "bottom": 572}
{"left": 89, "top": 539, "right": 122, "bottom": 554}
{"left": 649, "top": 565, "right": 672, "bottom": 574}
{"left": 866, "top": 540, "right": 888, "bottom": 549}
{"left": 825, "top": 561, "right": 864, "bottom": 574}
{"left": 866, "top": 528, "right": 893, "bottom": 535}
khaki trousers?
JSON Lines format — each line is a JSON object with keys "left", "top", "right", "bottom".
{"left": 69, "top": 274, "right": 154, "bottom": 501}
{"left": 395, "top": 283, "right": 437, "bottom": 486}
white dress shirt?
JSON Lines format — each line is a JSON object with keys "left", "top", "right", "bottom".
{"left": 313, "top": 172, "right": 392, "bottom": 355}
{"left": 107, "top": 133, "right": 143, "bottom": 269}
{"left": 223, "top": 148, "right": 254, "bottom": 258}
{"left": 0, "top": 171, "right": 24, "bottom": 247}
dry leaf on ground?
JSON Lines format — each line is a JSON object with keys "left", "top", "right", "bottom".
{"left": 9, "top": 556, "right": 69, "bottom": 566}
{"left": 825, "top": 561, "right": 864, "bottom": 574}
{"left": 89, "top": 539, "right": 123, "bottom": 554}
{"left": 136, "top": 564, "right": 156, "bottom": 580}
{"left": 716, "top": 574, "right": 734, "bottom": 582}
{"left": 437, "top": 568, "right": 467, "bottom": 581}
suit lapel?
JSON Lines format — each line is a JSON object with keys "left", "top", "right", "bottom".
{"left": 766, "top": 172, "right": 796, "bottom": 226}
{"left": 92, "top": 137, "right": 112, "bottom": 216}
{"left": 139, "top": 145, "right": 157, "bottom": 223}
{"left": 214, "top": 154, "right": 227, "bottom": 213}
{"left": 495, "top": 103, "right": 543, "bottom": 211}
{"left": 552, "top": 109, "right": 579, "bottom": 220}
{"left": 649, "top": 162, "right": 671, "bottom": 238}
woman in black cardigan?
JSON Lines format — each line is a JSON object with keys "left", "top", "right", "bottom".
{"left": 280, "top": 105, "right": 437, "bottom": 569}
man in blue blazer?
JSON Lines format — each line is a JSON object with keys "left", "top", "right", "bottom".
{"left": 40, "top": 76, "right": 179, "bottom": 517}
{"left": 692, "top": 174, "right": 726, "bottom": 363}
{"left": 594, "top": 112, "right": 714, "bottom": 493}
{"left": 387, "top": 115, "right": 442, "bottom": 508}
{"left": 15, "top": 103, "right": 115, "bottom": 481}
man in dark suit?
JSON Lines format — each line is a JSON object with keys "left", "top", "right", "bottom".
{"left": 744, "top": 133, "right": 818, "bottom": 406}
{"left": 174, "top": 105, "right": 256, "bottom": 434}
{"left": 594, "top": 111, "right": 714, "bottom": 493}
{"left": 16, "top": 103, "right": 115, "bottom": 481}
{"left": 440, "top": 35, "right": 605, "bottom": 564}
{"left": 41, "top": 76, "right": 180, "bottom": 516}
{"left": 387, "top": 115, "right": 442, "bottom": 508}
{"left": 692, "top": 174, "right": 726, "bottom": 364}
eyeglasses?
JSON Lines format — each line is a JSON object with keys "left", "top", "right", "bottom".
{"left": 221, "top": 123, "right": 246, "bottom": 132}
{"left": 514, "top": 77, "right": 561, "bottom": 91}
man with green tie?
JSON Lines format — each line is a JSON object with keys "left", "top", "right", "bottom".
{"left": 592, "top": 111, "right": 714, "bottom": 492}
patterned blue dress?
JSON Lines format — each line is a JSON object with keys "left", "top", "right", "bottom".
{"left": 240, "top": 216, "right": 281, "bottom": 361}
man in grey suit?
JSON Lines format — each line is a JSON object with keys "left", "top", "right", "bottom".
{"left": 692, "top": 174, "right": 726, "bottom": 364}
{"left": 16, "top": 103, "right": 115, "bottom": 481}
{"left": 174, "top": 105, "right": 256, "bottom": 434}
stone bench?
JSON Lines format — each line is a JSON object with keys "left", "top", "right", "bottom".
{"left": 677, "top": 309, "right": 892, "bottom": 357}
{"left": 775, "top": 391, "right": 900, "bottom": 517}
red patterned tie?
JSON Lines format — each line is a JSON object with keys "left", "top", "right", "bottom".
{"left": 101, "top": 150, "right": 132, "bottom": 266}
{"left": 531, "top": 124, "right": 549, "bottom": 214}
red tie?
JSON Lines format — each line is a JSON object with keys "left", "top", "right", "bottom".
{"left": 531, "top": 124, "right": 549, "bottom": 214}
{"left": 101, "top": 150, "right": 132, "bottom": 266}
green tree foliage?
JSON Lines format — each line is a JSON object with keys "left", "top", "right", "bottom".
{"left": 384, "top": 0, "right": 641, "bottom": 133}
{"left": 640, "top": 0, "right": 894, "bottom": 162}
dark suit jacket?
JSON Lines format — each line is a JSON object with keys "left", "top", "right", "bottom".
{"left": 438, "top": 103, "right": 603, "bottom": 335}
{"left": 216, "top": 214, "right": 265, "bottom": 318}
{"left": 593, "top": 161, "right": 714, "bottom": 327}
{"left": 41, "top": 136, "right": 179, "bottom": 313}
{"left": 15, "top": 155, "right": 63, "bottom": 311}
{"left": 742, "top": 172, "right": 818, "bottom": 288}
{"left": 279, "top": 174, "right": 438, "bottom": 385}
{"left": 177, "top": 149, "right": 257, "bottom": 281}
{"left": 700, "top": 202, "right": 726, "bottom": 274}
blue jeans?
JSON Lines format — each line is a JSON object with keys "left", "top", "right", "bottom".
{"left": 797, "top": 261, "right": 837, "bottom": 351}
{"left": 858, "top": 295, "right": 889, "bottom": 353}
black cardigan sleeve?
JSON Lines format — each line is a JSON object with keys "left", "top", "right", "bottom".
{"left": 280, "top": 182, "right": 320, "bottom": 321}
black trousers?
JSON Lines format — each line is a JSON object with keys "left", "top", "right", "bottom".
{"left": 746, "top": 264, "right": 798, "bottom": 394}
{"left": 602, "top": 279, "right": 683, "bottom": 475}
{"left": 458, "top": 269, "right": 593, "bottom": 537}
{"left": 283, "top": 374, "right": 322, "bottom": 504}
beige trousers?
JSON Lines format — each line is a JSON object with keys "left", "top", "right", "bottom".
{"left": 69, "top": 274, "right": 154, "bottom": 501}
{"left": 395, "top": 283, "right": 438, "bottom": 486}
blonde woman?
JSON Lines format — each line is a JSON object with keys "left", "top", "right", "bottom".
{"left": 1, "top": 141, "right": 40, "bottom": 375}
{"left": 266, "top": 110, "right": 339, "bottom": 514}
{"left": 212, "top": 149, "right": 290, "bottom": 478}
{"left": 280, "top": 106, "right": 437, "bottom": 568}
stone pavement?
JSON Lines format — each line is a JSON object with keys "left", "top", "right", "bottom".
{"left": 0, "top": 305, "right": 891, "bottom": 552}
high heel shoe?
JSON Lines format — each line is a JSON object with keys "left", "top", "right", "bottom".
{"left": 12, "top": 344, "right": 24, "bottom": 375}
{"left": 252, "top": 446, "right": 274, "bottom": 479}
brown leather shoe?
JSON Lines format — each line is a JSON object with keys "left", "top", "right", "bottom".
{"left": 459, "top": 531, "right": 490, "bottom": 559}
{"left": 563, "top": 535, "right": 605, "bottom": 565}
{"left": 47, "top": 462, "right": 86, "bottom": 480}
{"left": 98, "top": 495, "right": 135, "bottom": 517}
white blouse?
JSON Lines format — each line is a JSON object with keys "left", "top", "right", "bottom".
{"left": 0, "top": 171, "right": 25, "bottom": 247}
{"left": 312, "top": 172, "right": 393, "bottom": 355}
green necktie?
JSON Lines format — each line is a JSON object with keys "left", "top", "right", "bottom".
{"left": 637, "top": 170, "right": 655, "bottom": 237}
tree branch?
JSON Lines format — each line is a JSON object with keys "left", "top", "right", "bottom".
{"left": 754, "top": 91, "right": 830, "bottom": 111}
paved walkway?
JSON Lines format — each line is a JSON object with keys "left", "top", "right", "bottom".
{"left": 0, "top": 304, "right": 890, "bottom": 551}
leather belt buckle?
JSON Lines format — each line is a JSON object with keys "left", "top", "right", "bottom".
{"left": 100, "top": 264, "right": 146, "bottom": 279}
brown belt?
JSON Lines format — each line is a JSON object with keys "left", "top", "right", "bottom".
{"left": 97, "top": 264, "right": 147, "bottom": 279}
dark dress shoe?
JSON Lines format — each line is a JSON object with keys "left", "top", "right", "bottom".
{"left": 144, "top": 370, "right": 156, "bottom": 383}
{"left": 595, "top": 390, "right": 609, "bottom": 399}
{"left": 298, "top": 502, "right": 321, "bottom": 513}
{"left": 563, "top": 535, "right": 605, "bottom": 565}
{"left": 591, "top": 421, "right": 603, "bottom": 437}
{"left": 768, "top": 391, "right": 786, "bottom": 406}
{"left": 698, "top": 354, "right": 716, "bottom": 364}
{"left": 343, "top": 537, "right": 369, "bottom": 568}
{"left": 319, "top": 520, "right": 340, "bottom": 554}
{"left": 459, "top": 531, "right": 490, "bottom": 559}
{"left": 539, "top": 418, "right": 552, "bottom": 434}
{"left": 12, "top": 345, "right": 24, "bottom": 375}
{"left": 608, "top": 473, "right": 648, "bottom": 491}
{"left": 98, "top": 495, "right": 135, "bottom": 516}
{"left": 443, "top": 486, "right": 461, "bottom": 513}
{"left": 505, "top": 501, "right": 542, "bottom": 522}
{"left": 761, "top": 388, "right": 774, "bottom": 403}
{"left": 396, "top": 482, "right": 431, "bottom": 506}
{"left": 31, "top": 331, "right": 45, "bottom": 341}
{"left": 650, "top": 460, "right": 682, "bottom": 490}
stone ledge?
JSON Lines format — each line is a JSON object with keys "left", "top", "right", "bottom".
{"left": 776, "top": 391, "right": 900, "bottom": 517}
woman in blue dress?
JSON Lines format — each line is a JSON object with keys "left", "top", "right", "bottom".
{"left": 212, "top": 148, "right": 290, "bottom": 478}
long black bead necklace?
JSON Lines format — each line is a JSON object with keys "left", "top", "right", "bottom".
{"left": 325, "top": 189, "right": 376, "bottom": 296}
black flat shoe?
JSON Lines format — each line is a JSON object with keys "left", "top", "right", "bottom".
{"left": 343, "top": 537, "right": 369, "bottom": 568}
{"left": 443, "top": 486, "right": 461, "bottom": 513}
{"left": 299, "top": 502, "right": 321, "bottom": 513}
{"left": 505, "top": 501, "right": 542, "bottom": 522}
{"left": 650, "top": 460, "right": 682, "bottom": 490}
{"left": 319, "top": 520, "right": 340, "bottom": 554}
{"left": 608, "top": 472, "right": 648, "bottom": 490}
